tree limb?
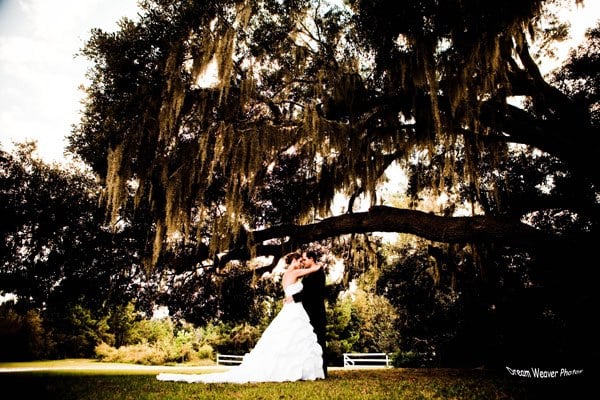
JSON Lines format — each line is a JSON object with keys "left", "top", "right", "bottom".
{"left": 216, "top": 206, "right": 561, "bottom": 267}
{"left": 253, "top": 205, "right": 551, "bottom": 244}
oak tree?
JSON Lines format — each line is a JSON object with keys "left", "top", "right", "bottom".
{"left": 70, "top": 0, "right": 598, "bottom": 272}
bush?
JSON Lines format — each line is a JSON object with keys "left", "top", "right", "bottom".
{"left": 95, "top": 317, "right": 220, "bottom": 364}
{"left": 94, "top": 342, "right": 119, "bottom": 361}
{"left": 95, "top": 342, "right": 171, "bottom": 365}
{"left": 196, "top": 344, "right": 214, "bottom": 359}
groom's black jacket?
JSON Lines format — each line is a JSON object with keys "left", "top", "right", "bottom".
{"left": 293, "top": 268, "right": 327, "bottom": 377}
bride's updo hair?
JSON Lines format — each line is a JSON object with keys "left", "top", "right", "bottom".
{"left": 284, "top": 252, "right": 302, "bottom": 264}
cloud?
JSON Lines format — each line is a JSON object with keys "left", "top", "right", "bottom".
{"left": 0, "top": 0, "right": 139, "bottom": 163}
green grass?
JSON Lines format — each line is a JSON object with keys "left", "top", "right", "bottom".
{"left": 0, "top": 361, "right": 590, "bottom": 399}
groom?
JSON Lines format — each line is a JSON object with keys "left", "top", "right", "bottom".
{"left": 294, "top": 250, "right": 328, "bottom": 378}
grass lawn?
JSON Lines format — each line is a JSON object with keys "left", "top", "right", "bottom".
{"left": 0, "top": 360, "right": 590, "bottom": 399}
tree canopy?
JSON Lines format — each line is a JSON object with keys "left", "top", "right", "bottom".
{"left": 0, "top": 144, "right": 148, "bottom": 311}
{"left": 70, "top": 0, "right": 598, "bottom": 269}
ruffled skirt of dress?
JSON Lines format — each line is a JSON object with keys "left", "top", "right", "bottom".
{"left": 156, "top": 302, "right": 324, "bottom": 383}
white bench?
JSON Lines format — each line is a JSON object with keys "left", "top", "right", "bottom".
{"left": 343, "top": 352, "right": 391, "bottom": 368}
{"left": 216, "top": 353, "right": 245, "bottom": 365}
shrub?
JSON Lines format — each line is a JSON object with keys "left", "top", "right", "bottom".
{"left": 95, "top": 317, "right": 219, "bottom": 364}
{"left": 196, "top": 343, "right": 214, "bottom": 359}
{"left": 94, "top": 342, "right": 119, "bottom": 361}
{"left": 95, "top": 341, "right": 172, "bottom": 365}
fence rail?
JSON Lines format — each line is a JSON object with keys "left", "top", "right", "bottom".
{"left": 217, "top": 352, "right": 391, "bottom": 368}
{"left": 343, "top": 352, "right": 391, "bottom": 368}
{"left": 216, "top": 353, "right": 245, "bottom": 365}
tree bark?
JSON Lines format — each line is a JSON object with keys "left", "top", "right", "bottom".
{"left": 217, "top": 206, "right": 559, "bottom": 266}
{"left": 255, "top": 205, "right": 551, "bottom": 244}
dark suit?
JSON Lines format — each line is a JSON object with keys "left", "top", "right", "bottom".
{"left": 294, "top": 268, "right": 327, "bottom": 377}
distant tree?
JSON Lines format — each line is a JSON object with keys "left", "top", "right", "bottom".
{"left": 0, "top": 302, "right": 51, "bottom": 360}
{"left": 107, "top": 302, "right": 139, "bottom": 348}
{"left": 0, "top": 143, "right": 287, "bottom": 347}
{"left": 157, "top": 259, "right": 281, "bottom": 327}
{"left": 0, "top": 144, "right": 147, "bottom": 312}
{"left": 0, "top": 144, "right": 164, "bottom": 357}
{"left": 325, "top": 295, "right": 360, "bottom": 365}
{"left": 46, "top": 303, "right": 112, "bottom": 358}
{"left": 342, "top": 288, "right": 401, "bottom": 354}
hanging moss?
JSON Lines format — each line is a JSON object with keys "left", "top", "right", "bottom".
{"left": 105, "top": 144, "right": 125, "bottom": 228}
{"left": 89, "top": 0, "right": 559, "bottom": 267}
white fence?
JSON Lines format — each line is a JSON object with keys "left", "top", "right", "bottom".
{"left": 217, "top": 352, "right": 391, "bottom": 368}
{"left": 343, "top": 353, "right": 391, "bottom": 368}
{"left": 216, "top": 353, "right": 245, "bottom": 365}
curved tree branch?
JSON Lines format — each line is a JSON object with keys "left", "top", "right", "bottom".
{"left": 216, "top": 205, "right": 563, "bottom": 267}
{"left": 252, "top": 205, "right": 552, "bottom": 245}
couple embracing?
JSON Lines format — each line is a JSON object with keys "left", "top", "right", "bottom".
{"left": 157, "top": 249, "right": 328, "bottom": 383}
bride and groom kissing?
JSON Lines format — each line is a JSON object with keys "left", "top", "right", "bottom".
{"left": 157, "top": 249, "right": 328, "bottom": 383}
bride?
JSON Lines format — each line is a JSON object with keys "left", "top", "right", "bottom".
{"left": 156, "top": 252, "right": 325, "bottom": 383}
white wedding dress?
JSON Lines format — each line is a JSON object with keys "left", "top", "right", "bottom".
{"left": 156, "top": 281, "right": 324, "bottom": 383}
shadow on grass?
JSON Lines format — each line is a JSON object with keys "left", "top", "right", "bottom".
{"left": 0, "top": 367, "right": 591, "bottom": 399}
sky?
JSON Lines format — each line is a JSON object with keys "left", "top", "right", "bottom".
{"left": 0, "top": 0, "right": 598, "bottom": 165}
{"left": 0, "top": 0, "right": 140, "bottom": 164}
